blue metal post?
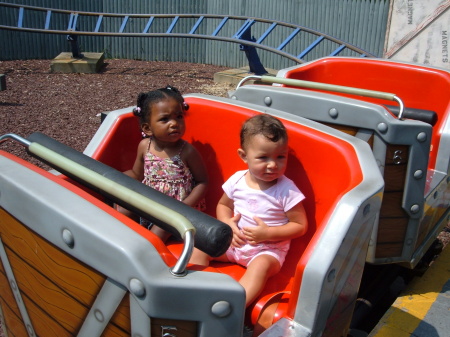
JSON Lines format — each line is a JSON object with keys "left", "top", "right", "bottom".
{"left": 239, "top": 27, "right": 268, "bottom": 75}
{"left": 67, "top": 34, "right": 84, "bottom": 59}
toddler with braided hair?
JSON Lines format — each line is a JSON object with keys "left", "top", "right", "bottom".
{"left": 122, "top": 86, "right": 208, "bottom": 242}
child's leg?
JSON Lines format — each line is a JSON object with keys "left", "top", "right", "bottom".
{"left": 190, "top": 248, "right": 230, "bottom": 266}
{"left": 189, "top": 248, "right": 212, "bottom": 266}
{"left": 150, "top": 225, "right": 171, "bottom": 243}
{"left": 240, "top": 255, "right": 281, "bottom": 307}
{"left": 115, "top": 204, "right": 139, "bottom": 222}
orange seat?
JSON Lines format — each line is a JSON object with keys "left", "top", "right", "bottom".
{"left": 279, "top": 57, "right": 450, "bottom": 172}
{"left": 91, "top": 95, "right": 363, "bottom": 325}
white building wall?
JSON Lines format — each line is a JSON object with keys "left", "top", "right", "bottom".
{"left": 384, "top": 0, "right": 450, "bottom": 69}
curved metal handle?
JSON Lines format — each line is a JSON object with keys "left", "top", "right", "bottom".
{"left": 0, "top": 133, "right": 31, "bottom": 146}
{"left": 0, "top": 134, "right": 195, "bottom": 276}
{"left": 237, "top": 75, "right": 405, "bottom": 120}
{"left": 170, "top": 230, "right": 194, "bottom": 276}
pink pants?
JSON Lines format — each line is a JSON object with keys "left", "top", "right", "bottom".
{"left": 226, "top": 240, "right": 290, "bottom": 267}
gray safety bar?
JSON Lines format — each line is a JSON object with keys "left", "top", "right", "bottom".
{"left": 0, "top": 133, "right": 195, "bottom": 275}
{"left": 237, "top": 75, "right": 405, "bottom": 119}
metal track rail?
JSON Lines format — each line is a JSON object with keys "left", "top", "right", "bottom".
{"left": 0, "top": 2, "right": 375, "bottom": 63}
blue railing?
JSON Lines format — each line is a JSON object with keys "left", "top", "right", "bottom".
{"left": 0, "top": 2, "right": 375, "bottom": 65}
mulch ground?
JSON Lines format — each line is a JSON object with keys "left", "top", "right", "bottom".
{"left": 0, "top": 59, "right": 233, "bottom": 168}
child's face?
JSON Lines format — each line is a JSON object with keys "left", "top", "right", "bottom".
{"left": 143, "top": 98, "right": 186, "bottom": 142}
{"left": 239, "top": 134, "right": 288, "bottom": 184}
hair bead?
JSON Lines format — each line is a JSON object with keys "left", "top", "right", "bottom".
{"left": 133, "top": 106, "right": 142, "bottom": 116}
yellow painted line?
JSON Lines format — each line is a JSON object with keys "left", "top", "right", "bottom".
{"left": 369, "top": 246, "right": 450, "bottom": 337}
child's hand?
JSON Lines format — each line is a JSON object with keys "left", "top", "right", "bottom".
{"left": 243, "top": 216, "right": 270, "bottom": 245}
{"left": 228, "top": 213, "right": 246, "bottom": 248}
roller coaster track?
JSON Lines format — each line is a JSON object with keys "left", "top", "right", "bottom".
{"left": 0, "top": 2, "right": 376, "bottom": 64}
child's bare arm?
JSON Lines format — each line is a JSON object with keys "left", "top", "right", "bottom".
{"left": 243, "top": 202, "right": 308, "bottom": 245}
{"left": 116, "top": 139, "right": 146, "bottom": 219}
{"left": 182, "top": 144, "right": 208, "bottom": 207}
{"left": 123, "top": 139, "right": 146, "bottom": 181}
{"left": 217, "top": 193, "right": 246, "bottom": 247}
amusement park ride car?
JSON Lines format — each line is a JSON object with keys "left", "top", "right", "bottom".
{"left": 0, "top": 3, "right": 449, "bottom": 337}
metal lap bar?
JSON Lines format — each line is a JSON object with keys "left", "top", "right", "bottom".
{"left": 166, "top": 16, "right": 179, "bottom": 33}
{"left": 277, "top": 27, "right": 301, "bottom": 50}
{"left": 298, "top": 35, "right": 324, "bottom": 58}
{"left": 256, "top": 22, "right": 277, "bottom": 44}
{"left": 0, "top": 133, "right": 30, "bottom": 147}
{"left": 211, "top": 17, "right": 228, "bottom": 36}
{"left": 189, "top": 15, "right": 204, "bottom": 34}
{"left": 31, "top": 141, "right": 195, "bottom": 275}
{"left": 0, "top": 134, "right": 195, "bottom": 276}
{"left": 237, "top": 75, "right": 406, "bottom": 119}
{"left": 330, "top": 44, "right": 346, "bottom": 56}
{"left": 143, "top": 16, "right": 154, "bottom": 33}
{"left": 94, "top": 15, "right": 103, "bottom": 32}
{"left": 119, "top": 15, "right": 129, "bottom": 33}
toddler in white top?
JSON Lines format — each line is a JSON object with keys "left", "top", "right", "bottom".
{"left": 190, "top": 114, "right": 308, "bottom": 308}
{"left": 223, "top": 169, "right": 304, "bottom": 267}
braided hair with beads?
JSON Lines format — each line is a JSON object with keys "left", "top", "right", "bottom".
{"left": 132, "top": 86, "right": 189, "bottom": 137}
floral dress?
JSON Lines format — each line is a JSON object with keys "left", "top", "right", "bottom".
{"left": 140, "top": 138, "right": 205, "bottom": 228}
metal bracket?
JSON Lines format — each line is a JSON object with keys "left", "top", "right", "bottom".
{"left": 77, "top": 278, "right": 127, "bottom": 336}
{"left": 0, "top": 238, "right": 36, "bottom": 337}
{"left": 67, "top": 34, "right": 84, "bottom": 59}
{"left": 239, "top": 26, "right": 268, "bottom": 75}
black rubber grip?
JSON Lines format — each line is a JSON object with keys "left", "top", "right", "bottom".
{"left": 27, "top": 132, "right": 231, "bottom": 257}
{"left": 385, "top": 105, "right": 438, "bottom": 126}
